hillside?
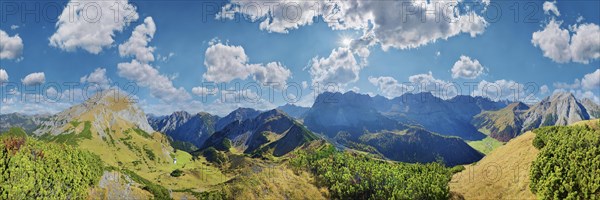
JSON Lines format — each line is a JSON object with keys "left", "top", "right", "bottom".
{"left": 25, "top": 89, "right": 228, "bottom": 196}
{"left": 451, "top": 119, "right": 600, "bottom": 199}
{"left": 357, "top": 128, "right": 484, "bottom": 166}
{"left": 450, "top": 130, "right": 538, "bottom": 199}
{"left": 472, "top": 102, "right": 529, "bottom": 142}
{"left": 0, "top": 129, "right": 104, "bottom": 199}
{"left": 288, "top": 143, "right": 453, "bottom": 199}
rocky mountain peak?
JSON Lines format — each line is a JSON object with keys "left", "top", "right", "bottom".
{"left": 34, "top": 89, "right": 155, "bottom": 136}
{"left": 543, "top": 91, "right": 577, "bottom": 103}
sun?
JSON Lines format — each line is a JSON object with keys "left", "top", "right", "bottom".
{"left": 340, "top": 37, "right": 353, "bottom": 47}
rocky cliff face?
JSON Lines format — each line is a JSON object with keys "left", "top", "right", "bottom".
{"left": 34, "top": 89, "right": 155, "bottom": 137}
{"left": 303, "top": 91, "right": 404, "bottom": 138}
{"left": 581, "top": 98, "right": 600, "bottom": 119}
{"left": 521, "top": 92, "right": 595, "bottom": 131}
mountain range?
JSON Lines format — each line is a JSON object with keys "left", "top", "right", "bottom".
{"left": 2, "top": 90, "right": 598, "bottom": 165}
{"left": 303, "top": 91, "right": 483, "bottom": 165}
{"left": 372, "top": 92, "right": 507, "bottom": 140}
{"left": 199, "top": 109, "right": 318, "bottom": 157}
{"left": 2, "top": 88, "right": 599, "bottom": 199}
{"left": 147, "top": 107, "right": 261, "bottom": 149}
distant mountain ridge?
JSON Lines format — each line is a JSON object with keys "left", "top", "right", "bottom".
{"left": 276, "top": 103, "right": 310, "bottom": 119}
{"left": 148, "top": 111, "right": 219, "bottom": 147}
{"left": 473, "top": 92, "right": 600, "bottom": 141}
{"left": 148, "top": 107, "right": 261, "bottom": 149}
{"left": 373, "top": 92, "right": 506, "bottom": 140}
{"left": 522, "top": 92, "right": 598, "bottom": 130}
{"left": 304, "top": 91, "right": 483, "bottom": 166}
{"left": 0, "top": 113, "right": 50, "bottom": 133}
{"left": 304, "top": 91, "right": 406, "bottom": 138}
{"left": 215, "top": 107, "right": 261, "bottom": 131}
{"left": 200, "top": 109, "right": 318, "bottom": 157}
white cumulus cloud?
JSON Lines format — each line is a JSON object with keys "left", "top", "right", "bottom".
{"left": 118, "top": 60, "right": 190, "bottom": 102}
{"left": 543, "top": 1, "right": 560, "bottom": 16}
{"left": 369, "top": 72, "right": 458, "bottom": 99}
{"left": 192, "top": 86, "right": 219, "bottom": 96}
{"left": 119, "top": 17, "right": 156, "bottom": 63}
{"left": 117, "top": 17, "right": 190, "bottom": 102}
{"left": 80, "top": 68, "right": 111, "bottom": 89}
{"left": 472, "top": 79, "right": 529, "bottom": 102}
{"left": 309, "top": 47, "right": 361, "bottom": 86}
{"left": 0, "top": 29, "right": 23, "bottom": 60}
{"left": 540, "top": 84, "right": 549, "bottom": 95}
{"left": 581, "top": 69, "right": 600, "bottom": 91}
{"left": 49, "top": 0, "right": 139, "bottom": 54}
{"left": 532, "top": 19, "right": 572, "bottom": 63}
{"left": 532, "top": 17, "right": 600, "bottom": 64}
{"left": 0, "top": 68, "right": 8, "bottom": 83}
{"left": 451, "top": 55, "right": 485, "bottom": 79}
{"left": 218, "top": 0, "right": 488, "bottom": 51}
{"left": 569, "top": 23, "right": 600, "bottom": 64}
{"left": 553, "top": 79, "right": 581, "bottom": 89}
{"left": 368, "top": 76, "right": 410, "bottom": 98}
{"left": 203, "top": 42, "right": 291, "bottom": 87}
{"left": 22, "top": 72, "right": 45, "bottom": 86}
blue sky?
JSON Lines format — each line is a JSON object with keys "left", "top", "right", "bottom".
{"left": 0, "top": 0, "right": 599, "bottom": 116}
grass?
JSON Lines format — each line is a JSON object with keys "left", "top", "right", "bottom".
{"left": 70, "top": 118, "right": 230, "bottom": 193}
{"left": 212, "top": 164, "right": 327, "bottom": 199}
{"left": 133, "top": 128, "right": 152, "bottom": 139}
{"left": 466, "top": 136, "right": 504, "bottom": 155}
{"left": 450, "top": 131, "right": 538, "bottom": 199}
{"left": 1, "top": 127, "right": 28, "bottom": 137}
{"left": 30, "top": 91, "right": 232, "bottom": 198}
{"left": 40, "top": 121, "right": 93, "bottom": 146}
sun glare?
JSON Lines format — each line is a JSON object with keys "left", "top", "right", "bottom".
{"left": 340, "top": 37, "right": 352, "bottom": 47}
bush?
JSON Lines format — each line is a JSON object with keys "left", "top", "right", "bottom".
{"left": 449, "top": 165, "right": 466, "bottom": 174}
{"left": 214, "top": 138, "right": 232, "bottom": 152}
{"left": 203, "top": 147, "right": 228, "bottom": 165}
{"left": 170, "top": 169, "right": 184, "bottom": 177}
{"left": 144, "top": 146, "right": 156, "bottom": 161}
{"left": 122, "top": 169, "right": 171, "bottom": 200}
{"left": 530, "top": 124, "right": 600, "bottom": 200}
{"left": 290, "top": 144, "right": 451, "bottom": 200}
{"left": 0, "top": 134, "right": 104, "bottom": 199}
